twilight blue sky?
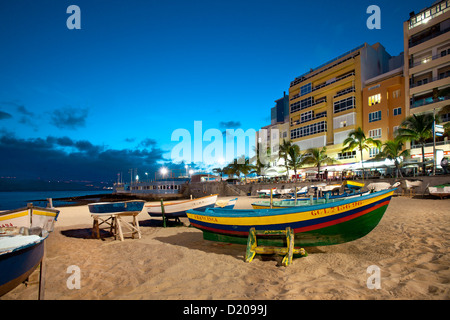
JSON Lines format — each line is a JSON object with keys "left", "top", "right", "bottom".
{"left": 0, "top": 0, "right": 431, "bottom": 183}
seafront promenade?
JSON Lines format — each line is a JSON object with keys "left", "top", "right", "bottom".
{"left": 185, "top": 175, "right": 450, "bottom": 198}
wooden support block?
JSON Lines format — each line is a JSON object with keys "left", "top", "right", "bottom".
{"left": 244, "top": 227, "right": 307, "bottom": 266}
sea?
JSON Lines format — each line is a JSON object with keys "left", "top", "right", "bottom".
{"left": 0, "top": 190, "right": 113, "bottom": 210}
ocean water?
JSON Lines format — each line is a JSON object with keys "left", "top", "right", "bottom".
{"left": 0, "top": 190, "right": 112, "bottom": 210}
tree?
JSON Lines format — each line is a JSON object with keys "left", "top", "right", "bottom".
{"left": 286, "top": 144, "right": 307, "bottom": 181}
{"left": 212, "top": 167, "right": 225, "bottom": 180}
{"left": 304, "top": 147, "right": 336, "bottom": 178}
{"left": 375, "top": 138, "right": 410, "bottom": 178}
{"left": 278, "top": 139, "right": 292, "bottom": 179}
{"left": 341, "top": 127, "right": 381, "bottom": 180}
{"left": 224, "top": 156, "right": 255, "bottom": 183}
{"left": 396, "top": 113, "right": 434, "bottom": 175}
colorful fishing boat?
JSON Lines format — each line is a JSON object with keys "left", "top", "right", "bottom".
{"left": 146, "top": 194, "right": 218, "bottom": 219}
{"left": 0, "top": 204, "right": 59, "bottom": 232}
{"left": 428, "top": 183, "right": 450, "bottom": 199}
{"left": 0, "top": 228, "right": 48, "bottom": 297}
{"left": 251, "top": 191, "right": 371, "bottom": 209}
{"left": 187, "top": 188, "right": 395, "bottom": 247}
{"left": 88, "top": 200, "right": 145, "bottom": 214}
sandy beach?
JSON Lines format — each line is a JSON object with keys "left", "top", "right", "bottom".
{"left": 2, "top": 195, "right": 449, "bottom": 300}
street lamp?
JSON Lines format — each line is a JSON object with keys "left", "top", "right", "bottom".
{"left": 160, "top": 167, "right": 168, "bottom": 179}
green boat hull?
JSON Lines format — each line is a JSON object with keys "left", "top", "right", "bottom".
{"left": 201, "top": 203, "right": 388, "bottom": 247}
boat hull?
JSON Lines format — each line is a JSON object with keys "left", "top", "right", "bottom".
{"left": 147, "top": 194, "right": 218, "bottom": 218}
{"left": 428, "top": 185, "right": 450, "bottom": 199}
{"left": 88, "top": 200, "right": 145, "bottom": 214}
{"left": 0, "top": 236, "right": 46, "bottom": 297}
{"left": 187, "top": 189, "right": 394, "bottom": 247}
{"left": 0, "top": 206, "right": 59, "bottom": 232}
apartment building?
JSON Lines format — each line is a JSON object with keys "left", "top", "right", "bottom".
{"left": 362, "top": 55, "right": 405, "bottom": 157}
{"left": 288, "top": 43, "right": 392, "bottom": 165}
{"left": 403, "top": 0, "right": 450, "bottom": 160}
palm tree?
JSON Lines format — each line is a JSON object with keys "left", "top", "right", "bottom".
{"left": 278, "top": 139, "right": 292, "bottom": 179}
{"left": 341, "top": 127, "right": 381, "bottom": 180}
{"left": 396, "top": 113, "right": 434, "bottom": 175}
{"left": 212, "top": 167, "right": 225, "bottom": 180}
{"left": 375, "top": 138, "right": 410, "bottom": 178}
{"left": 224, "top": 156, "right": 255, "bottom": 183}
{"left": 304, "top": 147, "right": 336, "bottom": 178}
{"left": 286, "top": 144, "right": 307, "bottom": 181}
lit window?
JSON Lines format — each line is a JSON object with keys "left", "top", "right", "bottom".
{"left": 368, "top": 94, "right": 381, "bottom": 106}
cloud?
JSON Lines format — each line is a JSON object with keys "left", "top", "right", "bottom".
{"left": 50, "top": 107, "right": 88, "bottom": 130}
{"left": 139, "top": 138, "right": 158, "bottom": 148}
{"left": 0, "top": 133, "right": 166, "bottom": 182}
{"left": 219, "top": 121, "right": 241, "bottom": 128}
{"left": 0, "top": 111, "right": 12, "bottom": 120}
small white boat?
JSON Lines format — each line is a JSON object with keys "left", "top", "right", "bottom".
{"left": 146, "top": 194, "right": 218, "bottom": 219}
{"left": 428, "top": 184, "right": 450, "bottom": 199}
{"left": 0, "top": 204, "right": 59, "bottom": 232}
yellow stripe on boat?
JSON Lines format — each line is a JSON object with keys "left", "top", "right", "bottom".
{"left": 188, "top": 191, "right": 394, "bottom": 227}
{"left": 33, "top": 210, "right": 58, "bottom": 217}
{"left": 0, "top": 210, "right": 29, "bottom": 221}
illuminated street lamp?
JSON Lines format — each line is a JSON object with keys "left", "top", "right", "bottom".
{"left": 160, "top": 167, "right": 168, "bottom": 179}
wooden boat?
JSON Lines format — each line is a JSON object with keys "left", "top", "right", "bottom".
{"left": 343, "top": 180, "right": 364, "bottom": 191}
{"left": 428, "top": 184, "right": 450, "bottom": 199}
{"left": 0, "top": 204, "right": 59, "bottom": 232}
{"left": 0, "top": 228, "right": 48, "bottom": 297}
{"left": 366, "top": 181, "right": 401, "bottom": 192}
{"left": 146, "top": 194, "right": 218, "bottom": 219}
{"left": 215, "top": 198, "right": 238, "bottom": 209}
{"left": 251, "top": 191, "right": 371, "bottom": 209}
{"left": 187, "top": 188, "right": 395, "bottom": 247}
{"left": 88, "top": 200, "right": 145, "bottom": 214}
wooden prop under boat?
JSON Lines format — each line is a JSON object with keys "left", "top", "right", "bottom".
{"left": 187, "top": 188, "right": 395, "bottom": 247}
{"left": 0, "top": 227, "right": 48, "bottom": 297}
{"left": 0, "top": 204, "right": 59, "bottom": 232}
{"left": 146, "top": 194, "right": 218, "bottom": 218}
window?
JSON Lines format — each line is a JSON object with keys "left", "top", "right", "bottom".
{"left": 369, "top": 110, "right": 382, "bottom": 123}
{"left": 300, "top": 110, "right": 313, "bottom": 123}
{"left": 393, "top": 126, "right": 399, "bottom": 136}
{"left": 337, "top": 151, "right": 356, "bottom": 160}
{"left": 393, "top": 107, "right": 402, "bottom": 116}
{"left": 369, "top": 147, "right": 380, "bottom": 158}
{"left": 393, "top": 89, "right": 401, "bottom": 99}
{"left": 290, "top": 96, "right": 313, "bottom": 113}
{"left": 369, "top": 128, "right": 382, "bottom": 139}
{"left": 333, "top": 96, "right": 355, "bottom": 113}
{"left": 290, "top": 121, "right": 327, "bottom": 139}
{"left": 300, "top": 83, "right": 312, "bottom": 96}
{"left": 368, "top": 93, "right": 381, "bottom": 106}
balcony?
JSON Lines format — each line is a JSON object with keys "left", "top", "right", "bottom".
{"left": 290, "top": 111, "right": 327, "bottom": 127}
{"left": 312, "top": 72, "right": 355, "bottom": 93}
{"left": 411, "top": 95, "right": 450, "bottom": 109}
{"left": 410, "top": 72, "right": 450, "bottom": 89}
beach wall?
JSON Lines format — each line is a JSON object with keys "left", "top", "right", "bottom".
{"left": 185, "top": 176, "right": 450, "bottom": 198}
